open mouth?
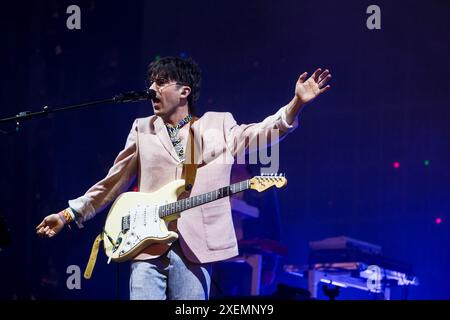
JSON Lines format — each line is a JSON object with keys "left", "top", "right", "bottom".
{"left": 151, "top": 97, "right": 161, "bottom": 109}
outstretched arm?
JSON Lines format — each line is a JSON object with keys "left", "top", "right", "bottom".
{"left": 224, "top": 68, "right": 331, "bottom": 157}
{"left": 36, "top": 120, "right": 139, "bottom": 238}
{"left": 285, "top": 68, "right": 332, "bottom": 125}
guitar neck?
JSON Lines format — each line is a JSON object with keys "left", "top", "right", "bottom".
{"left": 158, "top": 179, "right": 250, "bottom": 218}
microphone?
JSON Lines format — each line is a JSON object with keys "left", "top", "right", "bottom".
{"left": 113, "top": 89, "right": 156, "bottom": 103}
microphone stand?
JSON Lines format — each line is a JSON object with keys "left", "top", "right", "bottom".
{"left": 0, "top": 90, "right": 153, "bottom": 134}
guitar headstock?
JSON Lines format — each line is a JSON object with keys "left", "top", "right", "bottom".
{"left": 249, "top": 173, "right": 287, "bottom": 192}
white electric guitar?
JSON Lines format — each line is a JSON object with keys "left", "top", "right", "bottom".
{"left": 102, "top": 174, "right": 287, "bottom": 263}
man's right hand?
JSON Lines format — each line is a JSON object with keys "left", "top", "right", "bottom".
{"left": 36, "top": 213, "right": 65, "bottom": 238}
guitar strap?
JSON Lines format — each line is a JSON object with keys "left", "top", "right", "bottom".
{"left": 84, "top": 116, "right": 199, "bottom": 280}
{"left": 182, "top": 117, "right": 199, "bottom": 194}
{"left": 84, "top": 233, "right": 103, "bottom": 279}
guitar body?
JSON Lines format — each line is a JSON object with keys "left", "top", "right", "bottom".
{"left": 104, "top": 179, "right": 186, "bottom": 262}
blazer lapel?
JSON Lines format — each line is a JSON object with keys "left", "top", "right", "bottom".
{"left": 154, "top": 116, "right": 181, "bottom": 162}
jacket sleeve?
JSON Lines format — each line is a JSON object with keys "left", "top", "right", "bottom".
{"left": 224, "top": 106, "right": 299, "bottom": 158}
{"left": 68, "top": 120, "right": 139, "bottom": 226}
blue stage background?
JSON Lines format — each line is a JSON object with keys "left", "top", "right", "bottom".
{"left": 0, "top": 0, "right": 449, "bottom": 299}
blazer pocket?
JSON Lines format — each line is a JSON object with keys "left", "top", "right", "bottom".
{"left": 201, "top": 203, "right": 236, "bottom": 250}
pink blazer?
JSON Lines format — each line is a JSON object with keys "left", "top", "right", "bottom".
{"left": 69, "top": 107, "right": 297, "bottom": 263}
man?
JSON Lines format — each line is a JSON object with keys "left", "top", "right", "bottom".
{"left": 36, "top": 56, "right": 331, "bottom": 300}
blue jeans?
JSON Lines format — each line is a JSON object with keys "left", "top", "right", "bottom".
{"left": 129, "top": 241, "right": 212, "bottom": 300}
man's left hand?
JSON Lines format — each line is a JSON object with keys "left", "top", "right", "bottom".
{"left": 295, "top": 68, "right": 331, "bottom": 106}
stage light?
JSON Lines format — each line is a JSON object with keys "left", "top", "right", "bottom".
{"left": 424, "top": 160, "right": 430, "bottom": 166}
{"left": 393, "top": 161, "right": 400, "bottom": 169}
{"left": 435, "top": 217, "right": 443, "bottom": 225}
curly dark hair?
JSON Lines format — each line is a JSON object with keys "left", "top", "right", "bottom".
{"left": 147, "top": 56, "right": 202, "bottom": 114}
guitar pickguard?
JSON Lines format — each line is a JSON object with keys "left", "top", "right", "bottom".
{"left": 117, "top": 204, "right": 171, "bottom": 257}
